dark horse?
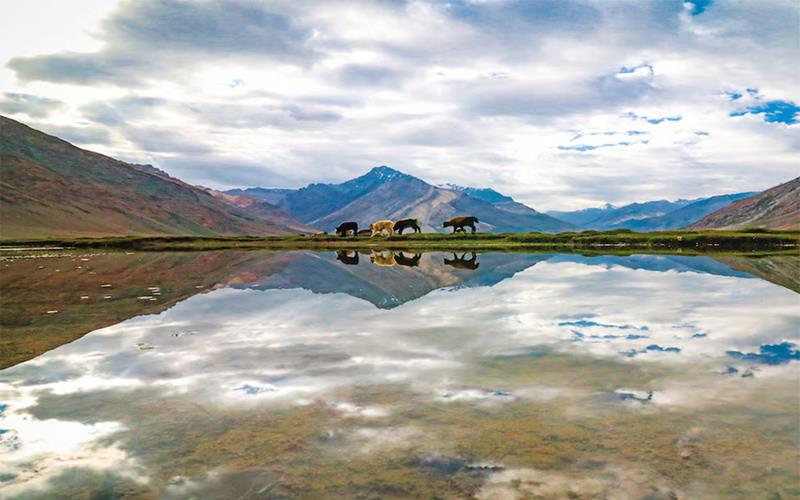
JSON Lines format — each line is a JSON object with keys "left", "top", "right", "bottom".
{"left": 335, "top": 221, "right": 358, "bottom": 237}
{"left": 444, "top": 252, "right": 480, "bottom": 270}
{"left": 394, "top": 252, "right": 422, "bottom": 267}
{"left": 393, "top": 218, "right": 421, "bottom": 234}
{"left": 443, "top": 216, "right": 478, "bottom": 234}
{"left": 335, "top": 250, "right": 359, "bottom": 265}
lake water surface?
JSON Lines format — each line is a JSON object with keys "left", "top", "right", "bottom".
{"left": 1, "top": 250, "right": 798, "bottom": 499}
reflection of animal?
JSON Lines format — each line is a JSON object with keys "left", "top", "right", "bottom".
{"left": 444, "top": 252, "right": 480, "bottom": 270}
{"left": 357, "top": 229, "right": 372, "bottom": 236}
{"left": 335, "top": 222, "right": 358, "bottom": 237}
{"left": 393, "top": 218, "right": 421, "bottom": 234}
{"left": 370, "top": 220, "right": 394, "bottom": 237}
{"left": 394, "top": 252, "right": 421, "bottom": 267}
{"left": 335, "top": 250, "right": 359, "bottom": 265}
{"left": 370, "top": 250, "right": 396, "bottom": 266}
{"left": 443, "top": 216, "right": 478, "bottom": 234}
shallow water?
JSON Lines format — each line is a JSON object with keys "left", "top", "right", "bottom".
{"left": 0, "top": 250, "right": 798, "bottom": 499}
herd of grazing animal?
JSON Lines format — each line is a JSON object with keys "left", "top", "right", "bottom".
{"left": 336, "top": 250, "right": 477, "bottom": 270}
{"left": 334, "top": 216, "right": 476, "bottom": 237}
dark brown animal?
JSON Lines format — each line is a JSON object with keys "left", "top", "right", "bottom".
{"left": 443, "top": 216, "right": 478, "bottom": 234}
{"left": 394, "top": 252, "right": 421, "bottom": 267}
{"left": 444, "top": 252, "right": 480, "bottom": 270}
{"left": 335, "top": 222, "right": 358, "bottom": 236}
{"left": 393, "top": 218, "right": 421, "bottom": 234}
{"left": 335, "top": 250, "right": 359, "bottom": 265}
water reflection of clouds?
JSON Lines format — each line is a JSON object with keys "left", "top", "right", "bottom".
{"left": 0, "top": 384, "right": 146, "bottom": 497}
{"left": 1, "top": 254, "right": 798, "bottom": 494}
{"left": 4, "top": 258, "right": 798, "bottom": 405}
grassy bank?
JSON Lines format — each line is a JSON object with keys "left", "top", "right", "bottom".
{"left": 1, "top": 229, "right": 798, "bottom": 253}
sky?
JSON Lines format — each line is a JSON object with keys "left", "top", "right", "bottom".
{"left": 1, "top": 0, "right": 798, "bottom": 211}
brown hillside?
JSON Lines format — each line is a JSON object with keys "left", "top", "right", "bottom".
{"left": 688, "top": 177, "right": 799, "bottom": 230}
{"left": 0, "top": 115, "right": 301, "bottom": 238}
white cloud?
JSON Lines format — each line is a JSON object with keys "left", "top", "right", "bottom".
{"left": 1, "top": 0, "right": 797, "bottom": 210}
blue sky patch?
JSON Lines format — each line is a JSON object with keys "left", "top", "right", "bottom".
{"left": 730, "top": 100, "right": 799, "bottom": 124}
{"left": 625, "top": 112, "right": 682, "bottom": 124}
{"left": 558, "top": 140, "right": 649, "bottom": 152}
{"left": 617, "top": 63, "right": 654, "bottom": 76}
{"left": 646, "top": 116, "right": 682, "bottom": 125}
{"left": 688, "top": 0, "right": 713, "bottom": 15}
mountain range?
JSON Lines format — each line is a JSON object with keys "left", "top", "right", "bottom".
{"left": 547, "top": 192, "right": 757, "bottom": 231}
{"left": 226, "top": 166, "right": 576, "bottom": 233}
{"left": 1, "top": 115, "right": 797, "bottom": 238}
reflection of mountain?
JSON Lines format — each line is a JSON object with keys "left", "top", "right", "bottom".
{"left": 547, "top": 254, "right": 755, "bottom": 280}
{"left": 0, "top": 251, "right": 293, "bottom": 368}
{"left": 235, "top": 251, "right": 551, "bottom": 309}
{"left": 714, "top": 256, "right": 800, "bottom": 293}
{"left": 5, "top": 250, "right": 796, "bottom": 368}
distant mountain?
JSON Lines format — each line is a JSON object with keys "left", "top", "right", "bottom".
{"left": 440, "top": 185, "right": 511, "bottom": 203}
{"left": 226, "top": 187, "right": 301, "bottom": 206}
{"left": 546, "top": 203, "right": 617, "bottom": 227}
{"left": 0, "top": 116, "right": 305, "bottom": 238}
{"left": 548, "top": 199, "right": 695, "bottom": 230}
{"left": 688, "top": 177, "right": 800, "bottom": 230}
{"left": 547, "top": 192, "right": 759, "bottom": 232}
{"left": 228, "top": 166, "right": 576, "bottom": 233}
{"left": 444, "top": 185, "right": 540, "bottom": 216}
{"left": 200, "top": 187, "right": 316, "bottom": 234}
{"left": 610, "top": 192, "right": 756, "bottom": 231}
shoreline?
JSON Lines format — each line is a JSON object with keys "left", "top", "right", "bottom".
{"left": 1, "top": 229, "right": 798, "bottom": 254}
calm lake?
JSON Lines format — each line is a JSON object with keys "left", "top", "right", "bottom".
{"left": 1, "top": 250, "right": 798, "bottom": 499}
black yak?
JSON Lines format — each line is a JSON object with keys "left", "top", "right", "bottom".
{"left": 393, "top": 218, "right": 421, "bottom": 234}
{"left": 335, "top": 222, "right": 358, "bottom": 236}
{"left": 443, "top": 216, "right": 478, "bottom": 234}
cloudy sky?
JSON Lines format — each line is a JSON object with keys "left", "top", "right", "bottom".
{"left": 1, "top": 0, "right": 798, "bottom": 210}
